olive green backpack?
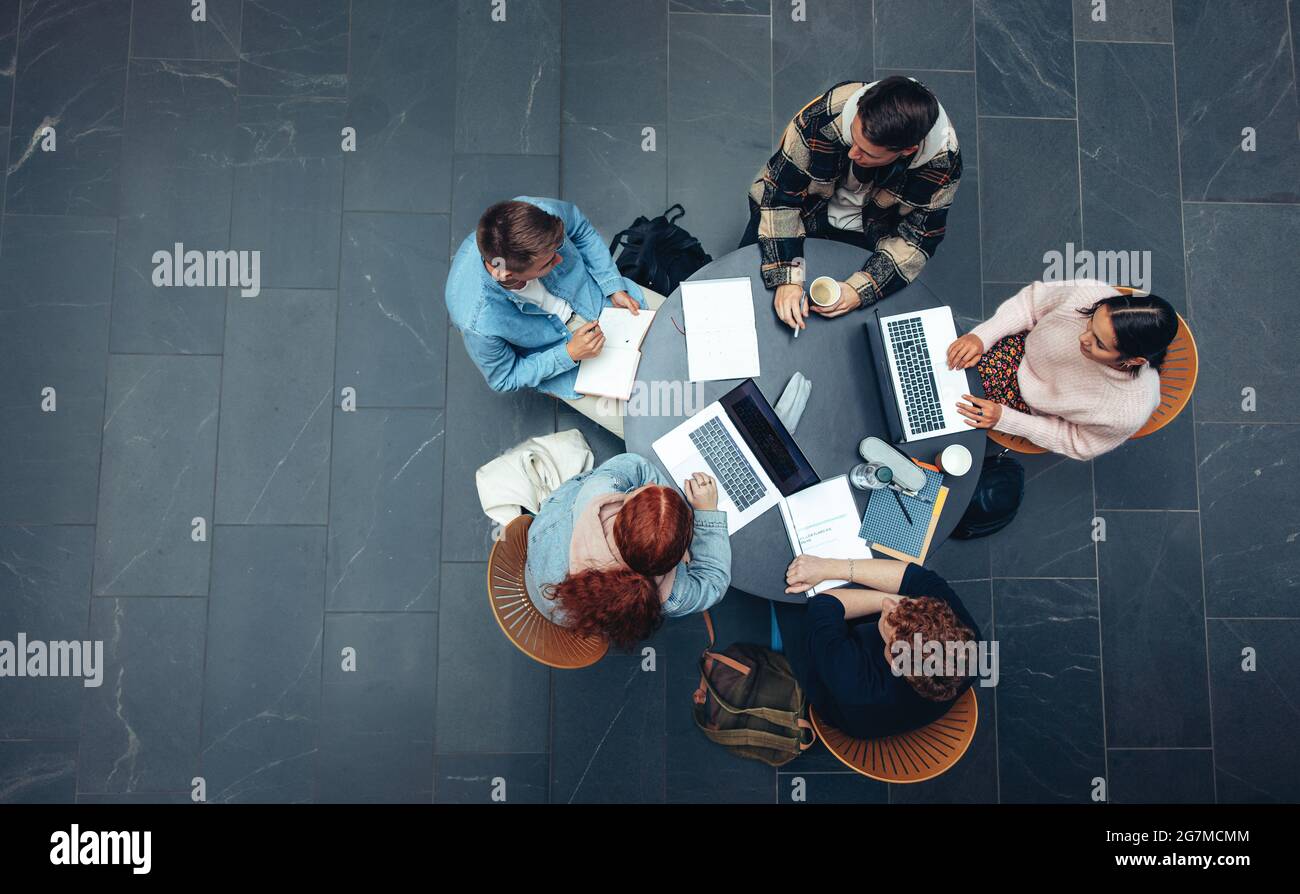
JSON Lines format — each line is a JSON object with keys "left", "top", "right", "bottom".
{"left": 691, "top": 612, "right": 816, "bottom": 767}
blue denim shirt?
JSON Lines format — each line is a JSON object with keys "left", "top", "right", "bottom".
{"left": 524, "top": 453, "right": 731, "bottom": 622}
{"left": 445, "top": 196, "right": 646, "bottom": 400}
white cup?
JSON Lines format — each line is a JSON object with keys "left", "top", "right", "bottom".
{"left": 936, "top": 444, "right": 973, "bottom": 477}
{"left": 808, "top": 276, "right": 840, "bottom": 307}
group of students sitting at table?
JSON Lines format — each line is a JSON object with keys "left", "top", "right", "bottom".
{"left": 445, "top": 77, "right": 1179, "bottom": 737}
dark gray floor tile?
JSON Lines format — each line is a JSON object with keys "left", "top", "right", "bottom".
{"left": 230, "top": 95, "right": 346, "bottom": 289}
{"left": 0, "top": 526, "right": 94, "bottom": 740}
{"left": 92, "top": 356, "right": 220, "bottom": 597}
{"left": 891, "top": 580, "right": 999, "bottom": 803}
{"left": 238, "top": 0, "right": 349, "bottom": 97}
{"left": 0, "top": 740, "right": 77, "bottom": 804}
{"left": 344, "top": 0, "right": 455, "bottom": 213}
{"left": 440, "top": 331, "right": 556, "bottom": 562}
{"left": 1197, "top": 424, "right": 1299, "bottom": 619}
{"left": 79, "top": 598, "right": 206, "bottom": 793}
{"left": 778, "top": 771, "right": 888, "bottom": 804}
{"left": 202, "top": 526, "right": 324, "bottom": 803}
{"left": 1108, "top": 749, "right": 1214, "bottom": 803}
{"left": 215, "top": 288, "right": 335, "bottom": 525}
{"left": 876, "top": 0, "right": 974, "bottom": 71}
{"left": 1073, "top": 0, "right": 1171, "bottom": 43}
{"left": 1098, "top": 511, "right": 1210, "bottom": 747}
{"left": 668, "top": 12, "right": 771, "bottom": 257}
{"left": 454, "top": 0, "right": 560, "bottom": 154}
{"left": 111, "top": 59, "right": 238, "bottom": 354}
{"left": 1208, "top": 619, "right": 1300, "bottom": 803}
{"left": 131, "top": 0, "right": 242, "bottom": 59}
{"left": 5, "top": 0, "right": 129, "bottom": 216}
{"left": 927, "top": 532, "right": 991, "bottom": 582}
{"left": 563, "top": 0, "right": 667, "bottom": 126}
{"left": 552, "top": 654, "right": 666, "bottom": 803}
{"left": 664, "top": 590, "right": 774, "bottom": 802}
{"left": 317, "top": 612, "right": 436, "bottom": 802}
{"left": 1174, "top": 0, "right": 1300, "bottom": 202}
{"left": 77, "top": 790, "right": 195, "bottom": 804}
{"left": 994, "top": 578, "right": 1105, "bottom": 803}
{"left": 338, "top": 212, "right": 449, "bottom": 408}
{"left": 772, "top": 0, "right": 873, "bottom": 142}
{"left": 671, "top": 0, "right": 769, "bottom": 13}
{"left": 0, "top": 2, "right": 17, "bottom": 118}
{"left": 978, "top": 117, "right": 1081, "bottom": 283}
{"left": 1093, "top": 411, "right": 1198, "bottom": 510}
{"left": 561, "top": 123, "right": 668, "bottom": 246}
{"left": 989, "top": 452, "right": 1095, "bottom": 578}
{"left": 974, "top": 0, "right": 1075, "bottom": 117}
{"left": 434, "top": 563, "right": 550, "bottom": 752}
{"left": 1184, "top": 203, "right": 1300, "bottom": 423}
{"left": 434, "top": 753, "right": 547, "bottom": 803}
{"left": 880, "top": 69, "right": 979, "bottom": 323}
{"left": 1076, "top": 42, "right": 1185, "bottom": 313}
{"left": 449, "top": 154, "right": 561, "bottom": 254}
{"left": 326, "top": 409, "right": 444, "bottom": 612}
{"left": 0, "top": 215, "right": 114, "bottom": 524}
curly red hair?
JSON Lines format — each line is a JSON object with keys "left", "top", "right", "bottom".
{"left": 550, "top": 486, "right": 692, "bottom": 650}
{"left": 889, "top": 596, "right": 977, "bottom": 702}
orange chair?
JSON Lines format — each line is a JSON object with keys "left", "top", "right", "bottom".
{"left": 486, "top": 515, "right": 608, "bottom": 669}
{"left": 988, "top": 304, "right": 1198, "bottom": 455}
{"left": 809, "top": 687, "right": 978, "bottom": 783}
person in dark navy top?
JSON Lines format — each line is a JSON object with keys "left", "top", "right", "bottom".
{"left": 774, "top": 556, "right": 982, "bottom": 739}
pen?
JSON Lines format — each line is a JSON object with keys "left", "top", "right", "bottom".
{"left": 893, "top": 488, "right": 914, "bottom": 526}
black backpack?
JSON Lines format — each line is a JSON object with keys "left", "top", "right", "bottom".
{"left": 608, "top": 204, "right": 712, "bottom": 296}
{"left": 951, "top": 453, "right": 1025, "bottom": 540}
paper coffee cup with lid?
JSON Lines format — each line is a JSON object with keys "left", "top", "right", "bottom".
{"left": 935, "top": 443, "right": 973, "bottom": 476}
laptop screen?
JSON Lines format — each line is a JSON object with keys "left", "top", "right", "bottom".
{"left": 720, "top": 380, "right": 819, "bottom": 496}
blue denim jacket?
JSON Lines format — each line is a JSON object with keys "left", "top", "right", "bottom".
{"left": 524, "top": 453, "right": 731, "bottom": 622}
{"left": 445, "top": 196, "right": 646, "bottom": 400}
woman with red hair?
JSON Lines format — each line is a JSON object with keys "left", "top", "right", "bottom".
{"left": 525, "top": 454, "right": 731, "bottom": 650}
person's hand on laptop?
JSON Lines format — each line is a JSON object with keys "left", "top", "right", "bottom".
{"left": 566, "top": 319, "right": 605, "bottom": 361}
{"left": 807, "top": 281, "right": 862, "bottom": 318}
{"left": 946, "top": 333, "right": 985, "bottom": 370}
{"left": 956, "top": 394, "right": 1001, "bottom": 429}
{"left": 774, "top": 283, "right": 808, "bottom": 333}
{"left": 785, "top": 554, "right": 832, "bottom": 593}
{"left": 609, "top": 289, "right": 640, "bottom": 315}
{"left": 683, "top": 472, "right": 718, "bottom": 511}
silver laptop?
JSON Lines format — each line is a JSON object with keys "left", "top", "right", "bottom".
{"left": 875, "top": 306, "right": 971, "bottom": 442}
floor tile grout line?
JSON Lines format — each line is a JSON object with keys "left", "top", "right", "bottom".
{"left": 1168, "top": 18, "right": 1219, "bottom": 805}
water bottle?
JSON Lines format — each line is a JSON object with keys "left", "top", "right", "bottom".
{"left": 850, "top": 461, "right": 894, "bottom": 491}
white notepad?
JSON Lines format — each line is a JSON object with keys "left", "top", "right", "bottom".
{"left": 778, "top": 475, "right": 874, "bottom": 597}
{"left": 681, "top": 277, "right": 761, "bottom": 382}
{"left": 574, "top": 307, "right": 656, "bottom": 401}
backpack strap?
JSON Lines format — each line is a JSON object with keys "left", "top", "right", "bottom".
{"left": 663, "top": 203, "right": 685, "bottom": 224}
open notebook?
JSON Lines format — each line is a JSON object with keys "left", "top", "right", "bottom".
{"left": 779, "top": 475, "right": 874, "bottom": 597}
{"left": 574, "top": 307, "right": 657, "bottom": 401}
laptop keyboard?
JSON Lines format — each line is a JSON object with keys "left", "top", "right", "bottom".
{"left": 688, "top": 418, "right": 768, "bottom": 511}
{"left": 886, "top": 316, "right": 945, "bottom": 435}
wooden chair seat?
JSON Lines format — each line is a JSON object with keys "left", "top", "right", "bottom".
{"left": 989, "top": 310, "right": 1197, "bottom": 454}
{"left": 487, "top": 515, "right": 608, "bottom": 669}
{"left": 809, "top": 687, "right": 978, "bottom": 783}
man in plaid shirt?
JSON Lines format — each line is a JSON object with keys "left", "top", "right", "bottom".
{"left": 741, "top": 77, "right": 962, "bottom": 332}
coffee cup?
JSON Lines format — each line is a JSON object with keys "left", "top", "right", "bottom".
{"left": 808, "top": 276, "right": 840, "bottom": 307}
{"left": 935, "top": 444, "right": 973, "bottom": 476}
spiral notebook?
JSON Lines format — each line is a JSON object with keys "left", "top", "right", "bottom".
{"left": 857, "top": 463, "right": 948, "bottom": 564}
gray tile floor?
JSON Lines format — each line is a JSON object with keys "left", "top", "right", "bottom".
{"left": 0, "top": 0, "right": 1296, "bottom": 804}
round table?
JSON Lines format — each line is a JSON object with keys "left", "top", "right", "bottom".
{"left": 623, "top": 240, "right": 987, "bottom": 603}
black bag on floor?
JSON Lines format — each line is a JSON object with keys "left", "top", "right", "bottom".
{"left": 608, "top": 204, "right": 712, "bottom": 296}
{"left": 951, "top": 452, "right": 1025, "bottom": 540}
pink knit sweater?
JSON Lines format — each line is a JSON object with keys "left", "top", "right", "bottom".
{"left": 970, "top": 280, "right": 1161, "bottom": 461}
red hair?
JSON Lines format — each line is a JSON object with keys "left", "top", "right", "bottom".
{"left": 550, "top": 486, "right": 693, "bottom": 650}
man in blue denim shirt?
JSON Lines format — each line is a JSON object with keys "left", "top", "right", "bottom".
{"left": 446, "top": 197, "right": 666, "bottom": 436}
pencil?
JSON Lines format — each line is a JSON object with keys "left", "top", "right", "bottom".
{"left": 893, "top": 488, "right": 914, "bottom": 525}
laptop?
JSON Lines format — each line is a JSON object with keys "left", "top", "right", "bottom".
{"left": 864, "top": 306, "right": 972, "bottom": 443}
{"left": 652, "top": 379, "right": 819, "bottom": 534}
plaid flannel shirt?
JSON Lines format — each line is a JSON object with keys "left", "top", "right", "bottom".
{"left": 747, "top": 81, "right": 962, "bottom": 307}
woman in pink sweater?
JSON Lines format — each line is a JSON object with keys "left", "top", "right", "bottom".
{"left": 945, "top": 280, "right": 1178, "bottom": 461}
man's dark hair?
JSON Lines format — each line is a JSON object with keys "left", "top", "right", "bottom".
{"left": 476, "top": 200, "right": 565, "bottom": 272}
{"left": 855, "top": 76, "right": 940, "bottom": 151}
